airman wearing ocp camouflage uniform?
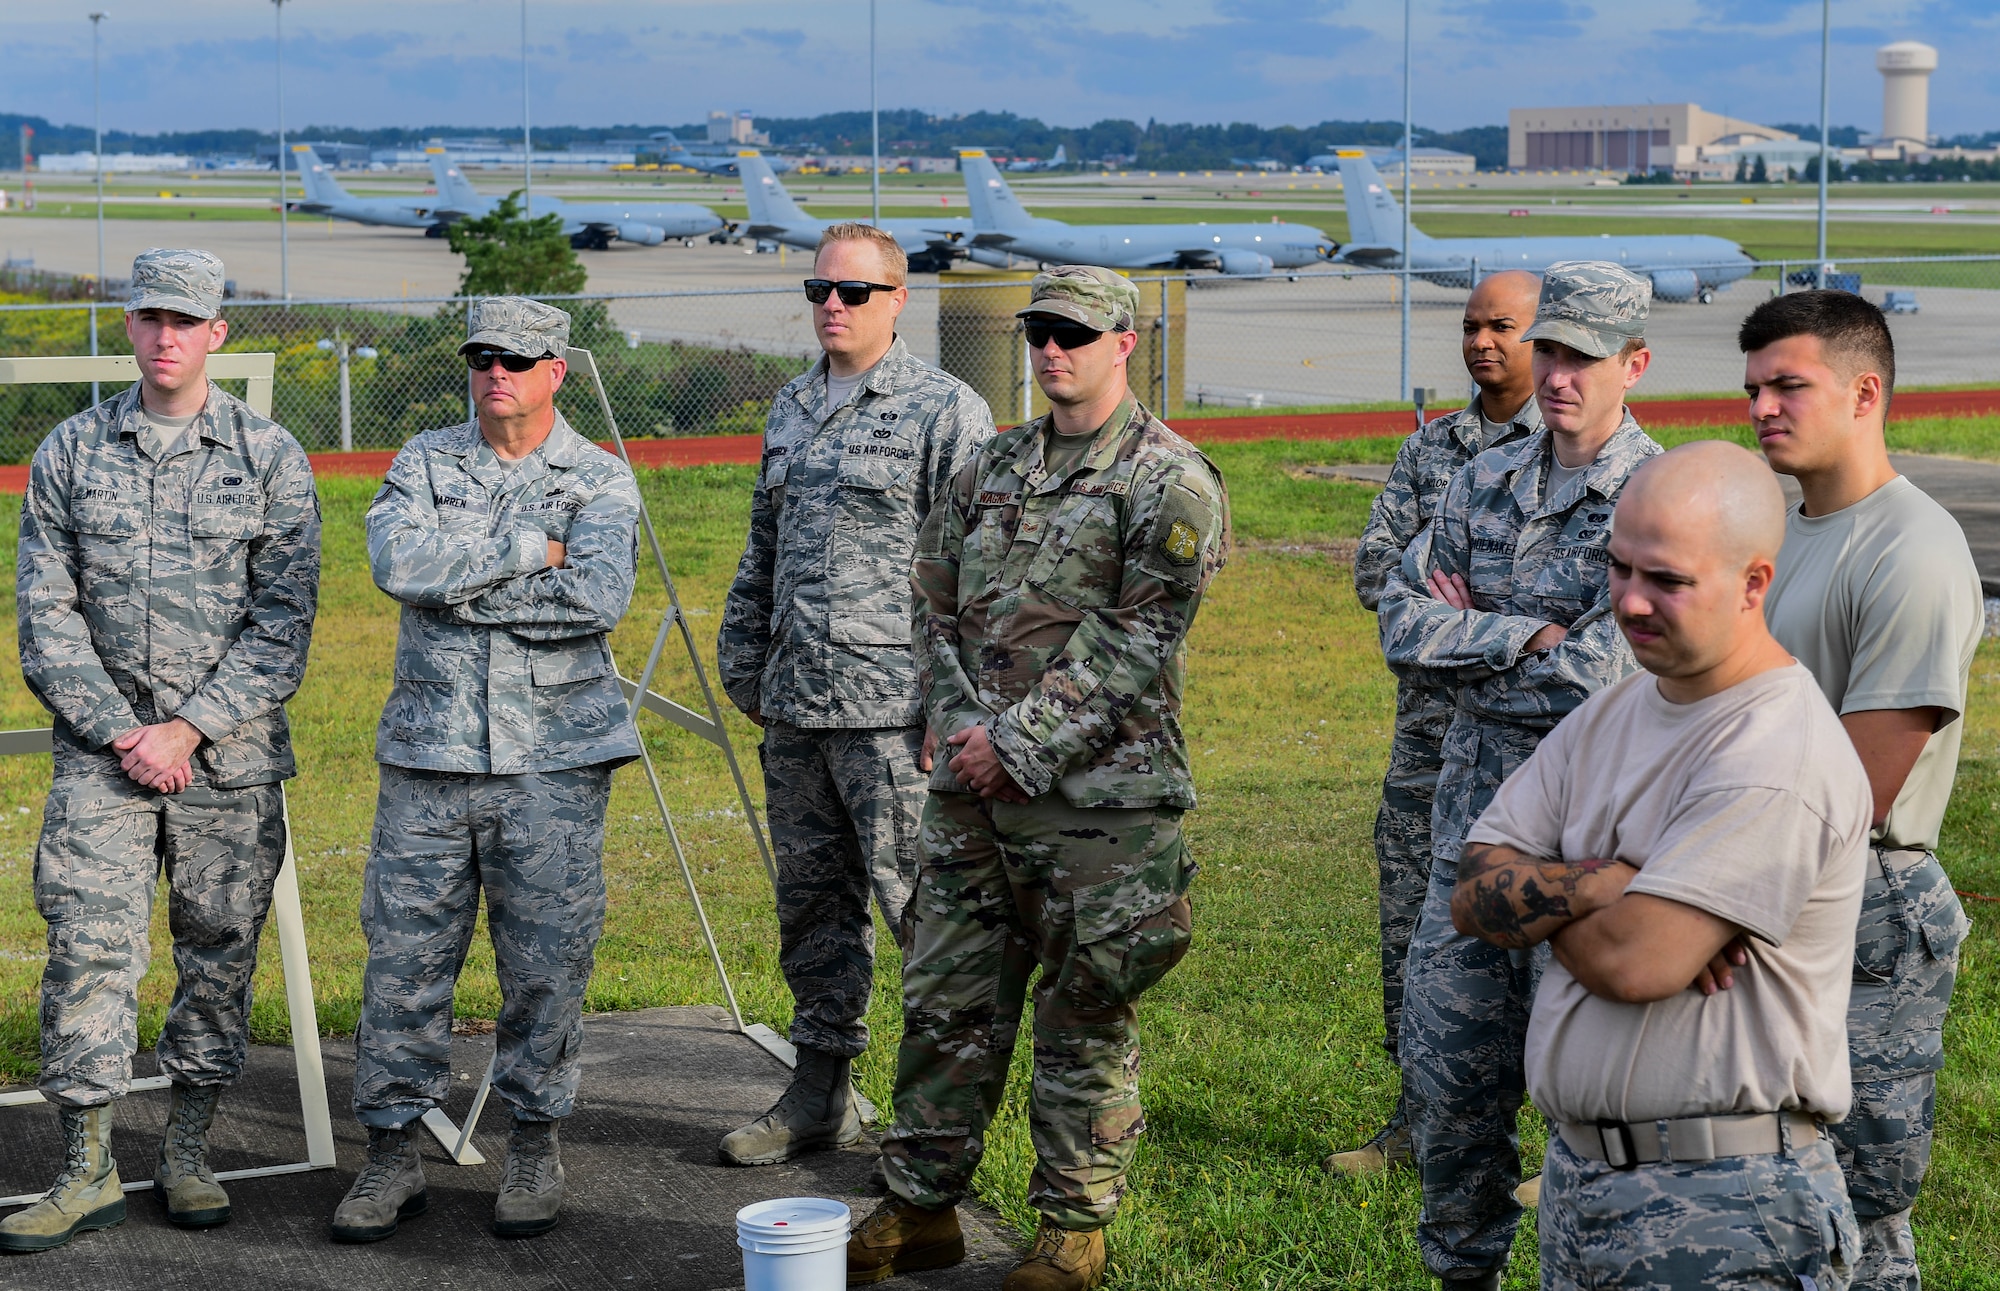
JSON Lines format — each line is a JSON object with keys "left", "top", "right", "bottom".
{"left": 851, "top": 267, "right": 1227, "bottom": 1291}
{"left": 333, "top": 297, "right": 641, "bottom": 1245}
{"left": 0, "top": 248, "right": 320, "bottom": 1253}
{"left": 1341, "top": 271, "right": 1543, "bottom": 1175}
{"left": 1377, "top": 262, "right": 1662, "bottom": 1288}
{"left": 716, "top": 229, "right": 993, "bottom": 1169}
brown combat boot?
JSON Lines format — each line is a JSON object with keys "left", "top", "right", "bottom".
{"left": 1323, "top": 1116, "right": 1414, "bottom": 1177}
{"left": 845, "top": 1195, "right": 965, "bottom": 1285}
{"left": 154, "top": 1083, "right": 231, "bottom": 1228}
{"left": 1003, "top": 1219, "right": 1107, "bottom": 1291}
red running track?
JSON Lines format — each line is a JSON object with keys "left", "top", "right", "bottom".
{"left": 2, "top": 388, "right": 1996, "bottom": 490}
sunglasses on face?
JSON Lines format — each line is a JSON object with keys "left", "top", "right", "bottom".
{"left": 465, "top": 349, "right": 545, "bottom": 373}
{"left": 1023, "top": 320, "right": 1106, "bottom": 350}
{"left": 804, "top": 279, "right": 899, "bottom": 306}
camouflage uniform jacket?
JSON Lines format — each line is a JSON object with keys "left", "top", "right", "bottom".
{"left": 912, "top": 396, "right": 1229, "bottom": 809}
{"left": 1378, "top": 413, "right": 1661, "bottom": 849}
{"left": 17, "top": 381, "right": 320, "bottom": 787}
{"left": 1354, "top": 398, "right": 1541, "bottom": 746}
{"left": 719, "top": 337, "right": 994, "bottom": 729}
{"left": 366, "top": 411, "right": 642, "bottom": 775}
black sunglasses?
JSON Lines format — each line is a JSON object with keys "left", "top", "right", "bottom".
{"left": 804, "top": 279, "right": 899, "bottom": 306}
{"left": 1023, "top": 319, "right": 1106, "bottom": 350}
{"left": 466, "top": 349, "right": 545, "bottom": 373}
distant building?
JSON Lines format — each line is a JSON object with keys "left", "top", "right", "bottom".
{"left": 259, "top": 140, "right": 370, "bottom": 170}
{"left": 813, "top": 155, "right": 956, "bottom": 174}
{"left": 708, "top": 110, "right": 770, "bottom": 147}
{"left": 367, "top": 144, "right": 635, "bottom": 169}
{"left": 1875, "top": 41, "right": 1938, "bottom": 147}
{"left": 37, "top": 151, "right": 192, "bottom": 173}
{"left": 1508, "top": 104, "right": 1794, "bottom": 174}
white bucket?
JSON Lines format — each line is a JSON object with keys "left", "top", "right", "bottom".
{"left": 736, "top": 1197, "right": 851, "bottom": 1291}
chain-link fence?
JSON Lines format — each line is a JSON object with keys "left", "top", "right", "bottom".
{"left": 3, "top": 255, "right": 1997, "bottom": 460}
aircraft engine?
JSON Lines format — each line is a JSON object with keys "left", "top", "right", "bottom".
{"left": 1217, "top": 249, "right": 1275, "bottom": 276}
{"left": 965, "top": 247, "right": 1018, "bottom": 269}
{"left": 1649, "top": 269, "right": 1701, "bottom": 303}
{"left": 617, "top": 222, "right": 668, "bottom": 247}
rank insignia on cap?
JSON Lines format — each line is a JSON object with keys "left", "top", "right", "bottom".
{"left": 1162, "top": 519, "right": 1202, "bottom": 565}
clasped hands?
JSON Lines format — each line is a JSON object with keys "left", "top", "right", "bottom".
{"left": 110, "top": 717, "right": 204, "bottom": 794}
{"left": 1426, "top": 569, "right": 1568, "bottom": 654}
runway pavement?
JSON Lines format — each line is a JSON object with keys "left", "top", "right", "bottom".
{"left": 0, "top": 1006, "right": 1016, "bottom": 1291}
{"left": 5, "top": 215, "right": 1997, "bottom": 405}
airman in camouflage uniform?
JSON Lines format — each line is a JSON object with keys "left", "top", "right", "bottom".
{"left": 717, "top": 222, "right": 994, "bottom": 1168}
{"left": 333, "top": 298, "right": 641, "bottom": 1244}
{"left": 852, "top": 267, "right": 1227, "bottom": 1291}
{"left": 1376, "top": 263, "right": 1662, "bottom": 1287}
{"left": 1338, "top": 270, "right": 1543, "bottom": 1175}
{"left": 1, "top": 249, "right": 320, "bottom": 1253}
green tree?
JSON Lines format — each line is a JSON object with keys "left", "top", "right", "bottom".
{"left": 1750, "top": 155, "right": 1769, "bottom": 184}
{"left": 445, "top": 192, "right": 587, "bottom": 297}
{"left": 1735, "top": 154, "right": 1750, "bottom": 183}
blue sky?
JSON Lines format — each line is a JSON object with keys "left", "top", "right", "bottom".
{"left": 6, "top": 1, "right": 1996, "bottom": 136}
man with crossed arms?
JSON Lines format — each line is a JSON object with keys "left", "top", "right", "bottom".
{"left": 1455, "top": 441, "right": 1867, "bottom": 1288}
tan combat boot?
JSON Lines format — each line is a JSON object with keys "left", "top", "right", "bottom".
{"left": 719, "top": 1046, "right": 863, "bottom": 1166}
{"left": 1323, "top": 1115, "right": 1414, "bottom": 1177}
{"left": 154, "top": 1083, "right": 231, "bottom": 1228}
{"left": 1003, "top": 1219, "right": 1107, "bottom": 1291}
{"left": 492, "top": 1118, "right": 565, "bottom": 1238}
{"left": 846, "top": 1195, "right": 965, "bottom": 1284}
{"left": 329, "top": 1126, "right": 428, "bottom": 1243}
{"left": 0, "top": 1104, "right": 126, "bottom": 1253}
{"left": 1513, "top": 1173, "right": 1541, "bottom": 1207}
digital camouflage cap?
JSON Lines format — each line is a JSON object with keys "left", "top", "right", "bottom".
{"left": 127, "top": 248, "right": 226, "bottom": 320}
{"left": 1016, "top": 265, "right": 1139, "bottom": 333}
{"left": 459, "top": 296, "right": 571, "bottom": 359}
{"left": 1522, "top": 260, "right": 1651, "bottom": 360}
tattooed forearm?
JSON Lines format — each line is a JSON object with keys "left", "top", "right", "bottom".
{"left": 1451, "top": 842, "right": 1633, "bottom": 948}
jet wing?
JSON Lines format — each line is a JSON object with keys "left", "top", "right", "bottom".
{"left": 1337, "top": 244, "right": 1404, "bottom": 268}
{"left": 969, "top": 232, "right": 1018, "bottom": 248}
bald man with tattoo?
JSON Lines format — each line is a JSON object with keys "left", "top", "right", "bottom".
{"left": 1452, "top": 442, "right": 1868, "bottom": 1290}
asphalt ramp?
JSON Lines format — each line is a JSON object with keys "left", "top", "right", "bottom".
{"left": 0, "top": 1006, "right": 1016, "bottom": 1290}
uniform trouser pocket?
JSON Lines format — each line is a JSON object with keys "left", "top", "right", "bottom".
{"left": 1849, "top": 849, "right": 1964, "bottom": 1080}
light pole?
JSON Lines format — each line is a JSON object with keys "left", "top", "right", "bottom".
{"left": 521, "top": 0, "right": 532, "bottom": 211}
{"left": 89, "top": 11, "right": 107, "bottom": 405}
{"left": 869, "top": 0, "right": 880, "bottom": 227}
{"left": 1815, "top": 0, "right": 1831, "bottom": 287}
{"left": 273, "top": 0, "right": 289, "bottom": 302}
{"left": 1399, "top": 0, "right": 1413, "bottom": 404}
{"left": 317, "top": 329, "right": 378, "bottom": 452}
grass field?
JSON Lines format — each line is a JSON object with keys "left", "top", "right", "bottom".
{"left": 0, "top": 435, "right": 1996, "bottom": 1287}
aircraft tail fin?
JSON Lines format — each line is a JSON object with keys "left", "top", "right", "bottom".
{"left": 1336, "top": 153, "right": 1430, "bottom": 260}
{"left": 1050, "top": 144, "right": 1066, "bottom": 167}
{"left": 958, "top": 150, "right": 1036, "bottom": 231}
{"left": 291, "top": 144, "right": 348, "bottom": 206}
{"left": 656, "top": 131, "right": 691, "bottom": 161}
{"left": 736, "top": 151, "right": 808, "bottom": 228}
{"left": 427, "top": 148, "right": 484, "bottom": 211}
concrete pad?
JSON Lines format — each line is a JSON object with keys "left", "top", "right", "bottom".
{"left": 0, "top": 1006, "right": 1016, "bottom": 1290}
{"left": 1304, "top": 452, "right": 2000, "bottom": 594}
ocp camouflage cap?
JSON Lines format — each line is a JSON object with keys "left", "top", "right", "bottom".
{"left": 1016, "top": 265, "right": 1139, "bottom": 333}
{"left": 127, "top": 248, "right": 225, "bottom": 320}
{"left": 1522, "top": 260, "right": 1651, "bottom": 360}
{"left": 459, "top": 296, "right": 570, "bottom": 359}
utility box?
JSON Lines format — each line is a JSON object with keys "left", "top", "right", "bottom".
{"left": 937, "top": 269, "right": 1186, "bottom": 426}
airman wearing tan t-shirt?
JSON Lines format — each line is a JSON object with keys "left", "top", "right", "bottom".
{"left": 1742, "top": 290, "right": 1980, "bottom": 1291}
{"left": 1454, "top": 442, "right": 1868, "bottom": 1289}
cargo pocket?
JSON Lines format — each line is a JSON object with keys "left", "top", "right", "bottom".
{"left": 1851, "top": 861, "right": 1904, "bottom": 985}
{"left": 1071, "top": 839, "right": 1196, "bottom": 1008}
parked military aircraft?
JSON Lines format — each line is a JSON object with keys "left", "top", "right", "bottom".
{"left": 1334, "top": 153, "right": 1756, "bottom": 303}
{"left": 653, "top": 131, "right": 796, "bottom": 177}
{"left": 288, "top": 145, "right": 443, "bottom": 231}
{"left": 733, "top": 151, "right": 968, "bottom": 272}
{"left": 1005, "top": 145, "right": 1068, "bottom": 173}
{"left": 957, "top": 150, "right": 1337, "bottom": 275}
{"left": 426, "top": 149, "right": 723, "bottom": 249}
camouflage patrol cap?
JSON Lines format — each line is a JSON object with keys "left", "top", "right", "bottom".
{"left": 127, "top": 248, "right": 225, "bottom": 319}
{"left": 1016, "top": 265, "right": 1139, "bottom": 333}
{"left": 459, "top": 296, "right": 570, "bottom": 359}
{"left": 1522, "top": 260, "right": 1651, "bottom": 360}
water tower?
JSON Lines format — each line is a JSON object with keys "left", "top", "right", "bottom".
{"left": 1876, "top": 41, "right": 1938, "bottom": 145}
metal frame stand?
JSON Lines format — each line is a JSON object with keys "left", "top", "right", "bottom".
{"left": 0, "top": 353, "right": 335, "bottom": 1207}
{"left": 416, "top": 348, "right": 856, "bottom": 1167}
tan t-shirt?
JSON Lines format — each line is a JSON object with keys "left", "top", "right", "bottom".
{"left": 1766, "top": 475, "right": 1982, "bottom": 852}
{"left": 1468, "top": 664, "right": 1870, "bottom": 1124}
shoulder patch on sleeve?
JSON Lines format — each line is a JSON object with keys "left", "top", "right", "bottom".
{"left": 1141, "top": 473, "right": 1217, "bottom": 588}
